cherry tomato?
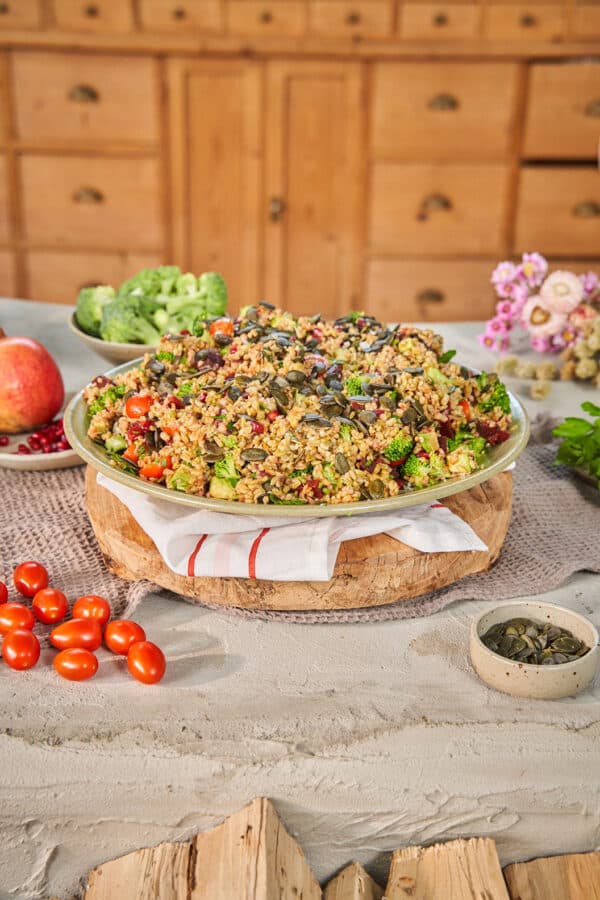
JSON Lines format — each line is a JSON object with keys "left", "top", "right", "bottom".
{"left": 72, "top": 595, "right": 111, "bottom": 628}
{"left": 0, "top": 581, "right": 7, "bottom": 604}
{"left": 125, "top": 395, "right": 153, "bottom": 419}
{"left": 53, "top": 648, "right": 98, "bottom": 682}
{"left": 209, "top": 318, "right": 234, "bottom": 338}
{"left": 50, "top": 618, "right": 102, "bottom": 651}
{"left": 0, "top": 603, "right": 35, "bottom": 635}
{"left": 104, "top": 620, "right": 146, "bottom": 655}
{"left": 139, "top": 462, "right": 166, "bottom": 480}
{"left": 123, "top": 443, "right": 139, "bottom": 464}
{"left": 2, "top": 629, "right": 40, "bottom": 670}
{"left": 459, "top": 399, "right": 472, "bottom": 421}
{"left": 13, "top": 561, "right": 49, "bottom": 598}
{"left": 32, "top": 588, "right": 69, "bottom": 624}
{"left": 127, "top": 641, "right": 166, "bottom": 685}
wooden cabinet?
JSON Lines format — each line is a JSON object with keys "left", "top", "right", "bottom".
{"left": 227, "top": 2, "right": 307, "bottom": 36}
{"left": 400, "top": 4, "right": 480, "bottom": 40}
{"left": 52, "top": 0, "right": 134, "bottom": 32}
{"left": 170, "top": 58, "right": 363, "bottom": 317}
{"left": 523, "top": 63, "right": 600, "bottom": 159}
{"left": 139, "top": 0, "right": 223, "bottom": 33}
{"left": 309, "top": 2, "right": 392, "bottom": 38}
{"left": 0, "top": 0, "right": 41, "bottom": 29}
{"left": 25, "top": 250, "right": 163, "bottom": 304}
{"left": 484, "top": 5, "right": 565, "bottom": 40}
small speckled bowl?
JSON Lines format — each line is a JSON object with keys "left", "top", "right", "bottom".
{"left": 470, "top": 601, "right": 599, "bottom": 700}
{"left": 68, "top": 312, "right": 155, "bottom": 364}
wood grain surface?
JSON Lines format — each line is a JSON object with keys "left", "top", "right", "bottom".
{"left": 85, "top": 467, "right": 513, "bottom": 611}
{"left": 324, "top": 862, "right": 383, "bottom": 899}
{"left": 504, "top": 851, "right": 600, "bottom": 900}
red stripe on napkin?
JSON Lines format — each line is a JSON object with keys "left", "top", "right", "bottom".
{"left": 187, "top": 534, "right": 208, "bottom": 576}
{"left": 248, "top": 527, "right": 270, "bottom": 579}
{"left": 430, "top": 503, "right": 444, "bottom": 509}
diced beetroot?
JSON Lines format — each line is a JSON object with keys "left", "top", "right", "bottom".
{"left": 477, "top": 421, "right": 510, "bottom": 445}
{"left": 166, "top": 396, "right": 185, "bottom": 409}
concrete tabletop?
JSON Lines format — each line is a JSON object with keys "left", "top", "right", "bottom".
{"left": 1, "top": 299, "right": 599, "bottom": 900}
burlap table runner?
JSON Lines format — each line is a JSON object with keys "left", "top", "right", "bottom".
{"left": 1, "top": 424, "right": 599, "bottom": 625}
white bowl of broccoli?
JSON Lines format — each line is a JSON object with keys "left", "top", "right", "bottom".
{"left": 70, "top": 266, "right": 228, "bottom": 364}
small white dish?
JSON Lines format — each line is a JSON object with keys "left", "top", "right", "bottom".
{"left": 470, "top": 601, "right": 600, "bottom": 700}
{"left": 68, "top": 312, "right": 155, "bottom": 365}
{"left": 0, "top": 395, "right": 84, "bottom": 471}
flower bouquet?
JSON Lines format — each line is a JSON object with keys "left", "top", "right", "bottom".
{"left": 479, "top": 253, "right": 600, "bottom": 386}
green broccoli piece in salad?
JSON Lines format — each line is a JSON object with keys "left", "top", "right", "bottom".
{"left": 384, "top": 434, "right": 414, "bottom": 462}
{"left": 478, "top": 375, "right": 511, "bottom": 415}
{"left": 87, "top": 384, "right": 126, "bottom": 417}
{"left": 168, "top": 468, "right": 194, "bottom": 492}
{"left": 213, "top": 452, "right": 240, "bottom": 486}
{"left": 338, "top": 423, "right": 353, "bottom": 442}
{"left": 75, "top": 284, "right": 116, "bottom": 337}
{"left": 344, "top": 374, "right": 370, "bottom": 396}
{"left": 403, "top": 453, "right": 444, "bottom": 488}
{"left": 447, "top": 426, "right": 487, "bottom": 464}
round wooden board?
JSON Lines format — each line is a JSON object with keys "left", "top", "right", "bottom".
{"left": 85, "top": 467, "right": 512, "bottom": 611}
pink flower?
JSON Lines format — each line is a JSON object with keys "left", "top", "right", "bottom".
{"left": 488, "top": 315, "right": 510, "bottom": 335}
{"left": 540, "top": 271, "right": 583, "bottom": 313}
{"left": 579, "top": 271, "right": 599, "bottom": 299}
{"left": 478, "top": 332, "right": 499, "bottom": 351}
{"left": 518, "top": 253, "right": 548, "bottom": 289}
{"left": 521, "top": 295, "right": 567, "bottom": 338}
{"left": 491, "top": 261, "right": 517, "bottom": 287}
{"left": 497, "top": 335, "right": 510, "bottom": 353}
{"left": 551, "top": 325, "right": 580, "bottom": 350}
{"left": 495, "top": 300, "right": 515, "bottom": 321}
{"left": 530, "top": 335, "right": 552, "bottom": 353}
{"left": 511, "top": 283, "right": 530, "bottom": 311}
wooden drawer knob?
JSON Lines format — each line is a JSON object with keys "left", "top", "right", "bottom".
{"left": 428, "top": 93, "right": 460, "bottom": 111}
{"left": 72, "top": 186, "right": 105, "bottom": 204}
{"left": 84, "top": 4, "right": 99, "bottom": 17}
{"left": 573, "top": 200, "right": 600, "bottom": 218}
{"left": 346, "top": 11, "right": 361, "bottom": 26}
{"left": 172, "top": 7, "right": 186, "bottom": 19}
{"left": 520, "top": 13, "right": 537, "bottom": 27}
{"left": 259, "top": 9, "right": 272, "bottom": 23}
{"left": 417, "top": 289, "right": 445, "bottom": 304}
{"left": 68, "top": 84, "right": 100, "bottom": 103}
{"left": 585, "top": 98, "right": 600, "bottom": 118}
{"left": 269, "top": 196, "right": 285, "bottom": 222}
{"left": 0, "top": 3, "right": 9, "bottom": 14}
{"left": 433, "top": 12, "right": 448, "bottom": 27}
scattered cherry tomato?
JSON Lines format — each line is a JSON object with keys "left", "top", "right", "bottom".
{"left": 0, "top": 603, "right": 35, "bottom": 635}
{"left": 209, "top": 318, "right": 234, "bottom": 338}
{"left": 50, "top": 618, "right": 102, "bottom": 651}
{"left": 125, "top": 395, "right": 153, "bottom": 419}
{"left": 13, "top": 561, "right": 48, "bottom": 598}
{"left": 32, "top": 588, "right": 69, "bottom": 624}
{"left": 0, "top": 581, "right": 7, "bottom": 604}
{"left": 2, "top": 629, "right": 40, "bottom": 670}
{"left": 123, "top": 443, "right": 139, "bottom": 464}
{"left": 72, "top": 595, "right": 111, "bottom": 628}
{"left": 139, "top": 462, "right": 166, "bottom": 480}
{"left": 53, "top": 648, "right": 98, "bottom": 682}
{"left": 127, "top": 641, "right": 166, "bottom": 685}
{"left": 459, "top": 399, "right": 472, "bottom": 421}
{"left": 104, "top": 620, "right": 146, "bottom": 655}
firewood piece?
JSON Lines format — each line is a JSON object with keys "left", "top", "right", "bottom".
{"left": 386, "top": 838, "right": 510, "bottom": 899}
{"left": 504, "top": 851, "right": 600, "bottom": 899}
{"left": 191, "top": 797, "right": 322, "bottom": 899}
{"left": 325, "top": 861, "right": 383, "bottom": 899}
{"left": 84, "top": 840, "right": 191, "bottom": 899}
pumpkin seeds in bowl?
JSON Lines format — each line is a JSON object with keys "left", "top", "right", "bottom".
{"left": 481, "top": 618, "right": 591, "bottom": 666}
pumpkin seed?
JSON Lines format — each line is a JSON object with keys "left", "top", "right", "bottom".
{"left": 241, "top": 448, "right": 268, "bottom": 462}
{"left": 481, "top": 617, "right": 590, "bottom": 666}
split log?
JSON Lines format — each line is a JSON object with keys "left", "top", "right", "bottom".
{"left": 386, "top": 838, "right": 510, "bottom": 899}
{"left": 84, "top": 840, "right": 191, "bottom": 899}
{"left": 504, "top": 851, "right": 600, "bottom": 899}
{"left": 324, "top": 862, "right": 383, "bottom": 899}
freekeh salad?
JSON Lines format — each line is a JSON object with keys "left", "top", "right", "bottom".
{"left": 83, "top": 304, "right": 515, "bottom": 505}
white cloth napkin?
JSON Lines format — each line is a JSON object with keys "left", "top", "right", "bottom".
{"left": 98, "top": 473, "right": 488, "bottom": 582}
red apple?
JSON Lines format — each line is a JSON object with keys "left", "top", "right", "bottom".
{"left": 0, "top": 328, "right": 64, "bottom": 433}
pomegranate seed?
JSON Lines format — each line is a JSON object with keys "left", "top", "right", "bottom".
{"left": 180, "top": 329, "right": 191, "bottom": 336}
{"left": 166, "top": 396, "right": 185, "bottom": 409}
{"left": 17, "top": 445, "right": 31, "bottom": 454}
{"left": 251, "top": 421, "right": 265, "bottom": 435}
{"left": 0, "top": 436, "right": 8, "bottom": 447}
{"left": 267, "top": 410, "right": 280, "bottom": 422}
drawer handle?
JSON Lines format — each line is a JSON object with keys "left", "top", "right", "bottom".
{"left": 269, "top": 196, "right": 285, "bottom": 222}
{"left": 259, "top": 9, "right": 272, "bottom": 23}
{"left": 417, "top": 289, "right": 445, "bottom": 304}
{"left": 573, "top": 201, "right": 600, "bottom": 218}
{"left": 0, "top": 3, "right": 9, "bottom": 14}
{"left": 84, "top": 4, "right": 99, "bottom": 17}
{"left": 433, "top": 12, "right": 448, "bottom": 26}
{"left": 69, "top": 84, "right": 100, "bottom": 103}
{"left": 520, "top": 13, "right": 537, "bottom": 27}
{"left": 172, "top": 7, "right": 187, "bottom": 19}
{"left": 585, "top": 98, "right": 600, "bottom": 118}
{"left": 73, "top": 186, "right": 105, "bottom": 205}
{"left": 346, "top": 11, "right": 361, "bottom": 26}
{"left": 428, "top": 93, "right": 460, "bottom": 111}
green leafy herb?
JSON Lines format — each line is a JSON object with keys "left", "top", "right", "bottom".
{"left": 439, "top": 349, "right": 457, "bottom": 364}
{"left": 553, "top": 402, "right": 600, "bottom": 489}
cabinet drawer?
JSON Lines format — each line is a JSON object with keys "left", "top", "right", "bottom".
{"left": 52, "top": 0, "right": 134, "bottom": 32}
{"left": 139, "top": 0, "right": 223, "bottom": 32}
{"left": 13, "top": 53, "right": 159, "bottom": 145}
{"left": 25, "top": 251, "right": 163, "bottom": 304}
{"left": 372, "top": 63, "right": 518, "bottom": 160}
{"left": 309, "top": 2, "right": 392, "bottom": 37}
{"left": 21, "top": 156, "right": 162, "bottom": 251}
{"left": 0, "top": 0, "right": 41, "bottom": 28}
{"left": 0, "top": 154, "right": 9, "bottom": 242}
{"left": 515, "top": 167, "right": 600, "bottom": 258}
{"left": 524, "top": 63, "right": 600, "bottom": 160}
{"left": 366, "top": 259, "right": 496, "bottom": 323}
{"left": 369, "top": 163, "right": 509, "bottom": 256}
{"left": 573, "top": 6, "right": 600, "bottom": 38}
{"left": 227, "top": 1, "right": 306, "bottom": 35}
{"left": 0, "top": 251, "right": 16, "bottom": 297}
{"left": 400, "top": 4, "right": 480, "bottom": 39}
{"left": 484, "top": 5, "right": 564, "bottom": 40}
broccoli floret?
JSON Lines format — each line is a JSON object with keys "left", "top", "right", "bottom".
{"left": 118, "top": 266, "right": 181, "bottom": 299}
{"left": 167, "top": 468, "right": 194, "bottom": 492}
{"left": 322, "top": 463, "right": 338, "bottom": 484}
{"left": 176, "top": 272, "right": 198, "bottom": 295}
{"left": 384, "top": 434, "right": 414, "bottom": 461}
{"left": 339, "top": 423, "right": 352, "bottom": 443}
{"left": 197, "top": 272, "right": 228, "bottom": 317}
{"left": 213, "top": 452, "right": 239, "bottom": 486}
{"left": 344, "top": 374, "right": 370, "bottom": 396}
{"left": 87, "top": 384, "right": 126, "bottom": 417}
{"left": 176, "top": 382, "right": 195, "bottom": 398}
{"left": 156, "top": 351, "right": 174, "bottom": 362}
{"left": 208, "top": 476, "right": 237, "bottom": 500}
{"left": 447, "top": 447, "right": 478, "bottom": 475}
{"left": 75, "top": 285, "right": 115, "bottom": 337}
{"left": 425, "top": 367, "right": 452, "bottom": 386}
{"left": 100, "top": 297, "right": 161, "bottom": 345}
{"left": 221, "top": 435, "right": 237, "bottom": 448}
{"left": 403, "top": 452, "right": 445, "bottom": 487}
{"left": 349, "top": 310, "right": 366, "bottom": 323}
{"left": 447, "top": 427, "right": 487, "bottom": 463}
{"left": 479, "top": 378, "right": 511, "bottom": 415}
{"left": 104, "top": 434, "right": 127, "bottom": 453}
